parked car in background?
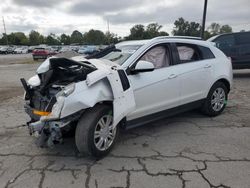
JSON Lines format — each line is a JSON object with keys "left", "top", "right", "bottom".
{"left": 78, "top": 45, "right": 98, "bottom": 55}
{"left": 0, "top": 46, "right": 15, "bottom": 54}
{"left": 208, "top": 31, "right": 250, "bottom": 69}
{"left": 14, "top": 47, "right": 28, "bottom": 54}
{"left": 70, "top": 46, "right": 80, "bottom": 52}
{"left": 50, "top": 46, "right": 61, "bottom": 52}
{"left": 32, "top": 47, "right": 57, "bottom": 60}
{"left": 59, "top": 46, "right": 73, "bottom": 53}
{"left": 22, "top": 36, "right": 232, "bottom": 158}
{"left": 28, "top": 46, "right": 36, "bottom": 53}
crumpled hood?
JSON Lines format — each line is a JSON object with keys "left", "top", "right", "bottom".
{"left": 36, "top": 56, "right": 117, "bottom": 74}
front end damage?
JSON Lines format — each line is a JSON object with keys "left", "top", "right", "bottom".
{"left": 21, "top": 57, "right": 135, "bottom": 148}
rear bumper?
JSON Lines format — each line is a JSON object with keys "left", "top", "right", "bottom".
{"left": 32, "top": 54, "right": 48, "bottom": 59}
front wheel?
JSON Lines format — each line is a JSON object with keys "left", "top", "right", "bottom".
{"left": 201, "top": 82, "right": 228, "bottom": 117}
{"left": 75, "top": 105, "right": 119, "bottom": 158}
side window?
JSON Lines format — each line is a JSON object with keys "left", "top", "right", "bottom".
{"left": 214, "top": 35, "right": 235, "bottom": 49}
{"left": 176, "top": 43, "right": 202, "bottom": 63}
{"left": 198, "top": 46, "right": 215, "bottom": 59}
{"left": 139, "top": 45, "right": 171, "bottom": 69}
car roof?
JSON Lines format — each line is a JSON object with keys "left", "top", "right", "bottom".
{"left": 116, "top": 40, "right": 150, "bottom": 46}
{"left": 116, "top": 36, "right": 213, "bottom": 50}
{"left": 116, "top": 36, "right": 204, "bottom": 46}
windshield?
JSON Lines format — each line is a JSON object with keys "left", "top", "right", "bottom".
{"left": 101, "top": 45, "right": 141, "bottom": 65}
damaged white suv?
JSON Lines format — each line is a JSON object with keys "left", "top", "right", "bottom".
{"left": 21, "top": 37, "right": 233, "bottom": 158}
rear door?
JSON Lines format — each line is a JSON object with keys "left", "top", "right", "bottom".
{"left": 173, "top": 43, "right": 215, "bottom": 105}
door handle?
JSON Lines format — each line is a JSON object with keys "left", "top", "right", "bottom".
{"left": 204, "top": 64, "right": 211, "bottom": 68}
{"left": 168, "top": 74, "right": 178, "bottom": 79}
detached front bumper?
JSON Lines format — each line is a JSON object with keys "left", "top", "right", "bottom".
{"left": 25, "top": 100, "right": 79, "bottom": 147}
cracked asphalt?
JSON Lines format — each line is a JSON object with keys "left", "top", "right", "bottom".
{"left": 0, "top": 62, "right": 250, "bottom": 188}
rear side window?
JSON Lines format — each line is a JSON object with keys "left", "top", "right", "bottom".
{"left": 198, "top": 46, "right": 215, "bottom": 59}
{"left": 176, "top": 43, "right": 215, "bottom": 64}
{"left": 176, "top": 43, "right": 201, "bottom": 63}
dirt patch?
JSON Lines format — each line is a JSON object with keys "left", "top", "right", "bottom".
{"left": 0, "top": 87, "right": 23, "bottom": 102}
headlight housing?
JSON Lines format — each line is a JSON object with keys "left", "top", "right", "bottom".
{"left": 63, "top": 83, "right": 75, "bottom": 97}
{"left": 40, "top": 83, "right": 75, "bottom": 121}
{"left": 41, "top": 96, "right": 65, "bottom": 121}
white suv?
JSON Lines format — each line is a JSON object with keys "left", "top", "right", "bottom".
{"left": 21, "top": 36, "right": 233, "bottom": 158}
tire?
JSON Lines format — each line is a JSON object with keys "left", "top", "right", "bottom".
{"left": 201, "top": 82, "right": 228, "bottom": 117}
{"left": 75, "top": 104, "right": 119, "bottom": 158}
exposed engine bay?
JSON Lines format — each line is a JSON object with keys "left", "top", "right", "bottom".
{"left": 21, "top": 58, "right": 96, "bottom": 121}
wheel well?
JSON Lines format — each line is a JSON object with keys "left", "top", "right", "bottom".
{"left": 216, "top": 79, "right": 230, "bottom": 92}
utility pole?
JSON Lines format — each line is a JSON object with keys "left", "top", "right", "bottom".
{"left": 2, "top": 16, "right": 8, "bottom": 45}
{"left": 107, "top": 19, "right": 110, "bottom": 33}
{"left": 200, "top": 0, "right": 208, "bottom": 39}
{"left": 107, "top": 19, "right": 110, "bottom": 44}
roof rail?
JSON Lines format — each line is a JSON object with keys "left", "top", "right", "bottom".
{"left": 152, "top": 36, "right": 203, "bottom": 41}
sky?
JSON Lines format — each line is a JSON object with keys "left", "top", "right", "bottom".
{"left": 0, "top": 0, "right": 249, "bottom": 37}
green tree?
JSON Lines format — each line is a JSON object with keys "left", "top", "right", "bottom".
{"left": 29, "top": 30, "right": 43, "bottom": 45}
{"left": 158, "top": 31, "right": 169, "bottom": 36}
{"left": 0, "top": 34, "right": 8, "bottom": 45}
{"left": 172, "top": 17, "right": 201, "bottom": 37}
{"left": 208, "top": 23, "right": 221, "bottom": 35}
{"left": 207, "top": 23, "right": 233, "bottom": 37}
{"left": 7, "top": 33, "right": 16, "bottom": 45}
{"left": 46, "top": 33, "right": 60, "bottom": 45}
{"left": 39, "top": 35, "right": 45, "bottom": 44}
{"left": 104, "top": 32, "right": 119, "bottom": 44}
{"left": 83, "top": 29, "right": 106, "bottom": 45}
{"left": 220, "top": 25, "right": 232, "bottom": 34}
{"left": 70, "top": 30, "right": 84, "bottom": 44}
{"left": 145, "top": 23, "right": 162, "bottom": 38}
{"left": 144, "top": 23, "right": 169, "bottom": 38}
{"left": 60, "top": 34, "right": 71, "bottom": 45}
{"left": 126, "top": 24, "right": 145, "bottom": 40}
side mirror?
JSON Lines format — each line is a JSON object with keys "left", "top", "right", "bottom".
{"left": 131, "top": 60, "right": 155, "bottom": 74}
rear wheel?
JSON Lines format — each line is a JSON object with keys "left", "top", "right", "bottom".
{"left": 201, "top": 82, "right": 228, "bottom": 116}
{"left": 75, "top": 105, "right": 119, "bottom": 158}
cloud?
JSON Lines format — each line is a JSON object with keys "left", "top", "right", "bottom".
{"left": 7, "top": 23, "right": 38, "bottom": 33}
{"left": 105, "top": 1, "right": 204, "bottom": 25}
{"left": 1, "top": 0, "right": 249, "bottom": 36}
{"left": 104, "top": 0, "right": 250, "bottom": 32}
{"left": 12, "top": 0, "right": 58, "bottom": 8}
{"left": 68, "top": 0, "right": 143, "bottom": 15}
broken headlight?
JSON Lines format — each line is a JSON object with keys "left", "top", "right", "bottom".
{"left": 40, "top": 96, "right": 64, "bottom": 121}
{"left": 39, "top": 83, "right": 75, "bottom": 121}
